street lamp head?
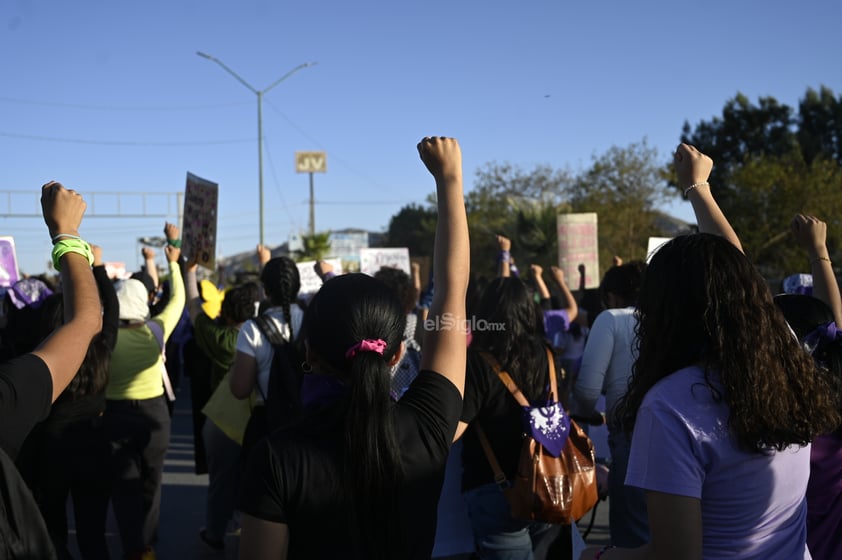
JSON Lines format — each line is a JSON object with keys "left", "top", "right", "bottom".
{"left": 196, "top": 51, "right": 214, "bottom": 60}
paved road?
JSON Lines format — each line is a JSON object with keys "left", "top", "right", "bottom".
{"left": 67, "top": 382, "right": 611, "bottom": 559}
{"left": 68, "top": 385, "right": 240, "bottom": 559}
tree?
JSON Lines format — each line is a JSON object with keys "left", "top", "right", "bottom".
{"left": 466, "top": 163, "right": 572, "bottom": 277}
{"left": 295, "top": 231, "right": 332, "bottom": 261}
{"left": 384, "top": 203, "right": 437, "bottom": 258}
{"left": 570, "top": 141, "right": 677, "bottom": 274}
{"left": 679, "top": 87, "right": 842, "bottom": 278}
{"left": 798, "top": 85, "right": 842, "bottom": 165}
{"left": 726, "top": 154, "right": 842, "bottom": 277}
{"left": 384, "top": 142, "right": 682, "bottom": 282}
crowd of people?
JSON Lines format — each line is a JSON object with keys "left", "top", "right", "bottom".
{"left": 1, "top": 139, "right": 841, "bottom": 560}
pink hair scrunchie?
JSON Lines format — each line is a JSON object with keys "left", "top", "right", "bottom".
{"left": 345, "top": 339, "right": 388, "bottom": 359}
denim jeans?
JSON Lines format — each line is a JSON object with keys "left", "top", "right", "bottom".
{"left": 463, "top": 483, "right": 561, "bottom": 560}
{"left": 607, "top": 429, "right": 649, "bottom": 547}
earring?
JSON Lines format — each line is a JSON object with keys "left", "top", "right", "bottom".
{"left": 301, "top": 361, "right": 313, "bottom": 373}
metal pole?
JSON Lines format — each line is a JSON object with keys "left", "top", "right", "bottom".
{"left": 308, "top": 172, "right": 316, "bottom": 236}
{"left": 257, "top": 91, "right": 265, "bottom": 246}
{"left": 196, "top": 52, "right": 316, "bottom": 248}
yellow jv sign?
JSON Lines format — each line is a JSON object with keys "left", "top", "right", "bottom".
{"left": 295, "top": 151, "right": 327, "bottom": 173}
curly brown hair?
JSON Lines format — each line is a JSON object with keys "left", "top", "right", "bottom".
{"left": 614, "top": 233, "right": 841, "bottom": 452}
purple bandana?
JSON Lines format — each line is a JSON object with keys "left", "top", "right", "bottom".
{"left": 524, "top": 402, "right": 570, "bottom": 458}
{"left": 7, "top": 278, "right": 53, "bottom": 310}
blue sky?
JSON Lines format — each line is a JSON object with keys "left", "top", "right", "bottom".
{"left": 2, "top": 0, "right": 841, "bottom": 275}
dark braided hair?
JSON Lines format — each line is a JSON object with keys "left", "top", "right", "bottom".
{"left": 260, "top": 257, "right": 301, "bottom": 328}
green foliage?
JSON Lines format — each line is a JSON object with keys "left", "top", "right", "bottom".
{"left": 385, "top": 203, "right": 437, "bottom": 257}
{"left": 680, "top": 86, "right": 842, "bottom": 278}
{"left": 385, "top": 142, "right": 680, "bottom": 283}
{"left": 466, "top": 163, "right": 572, "bottom": 278}
{"left": 295, "top": 231, "right": 332, "bottom": 261}
{"left": 570, "top": 141, "right": 676, "bottom": 274}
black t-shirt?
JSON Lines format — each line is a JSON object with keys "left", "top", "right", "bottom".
{"left": 460, "top": 346, "right": 562, "bottom": 492}
{"left": 0, "top": 354, "right": 52, "bottom": 460}
{"left": 239, "top": 369, "right": 462, "bottom": 559}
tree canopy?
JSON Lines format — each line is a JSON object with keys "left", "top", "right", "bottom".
{"left": 680, "top": 86, "right": 842, "bottom": 278}
{"left": 386, "top": 140, "right": 678, "bottom": 282}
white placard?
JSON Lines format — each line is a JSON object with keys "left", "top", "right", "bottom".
{"left": 296, "top": 258, "right": 343, "bottom": 295}
{"left": 359, "top": 248, "right": 411, "bottom": 276}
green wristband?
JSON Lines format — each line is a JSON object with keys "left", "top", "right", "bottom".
{"left": 52, "top": 238, "right": 94, "bottom": 272}
{"left": 167, "top": 238, "right": 182, "bottom": 249}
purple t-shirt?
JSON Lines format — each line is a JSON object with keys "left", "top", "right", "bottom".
{"left": 806, "top": 432, "right": 842, "bottom": 559}
{"left": 626, "top": 366, "right": 811, "bottom": 560}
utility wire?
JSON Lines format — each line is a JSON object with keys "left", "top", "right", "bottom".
{"left": 0, "top": 96, "right": 248, "bottom": 112}
{"left": 0, "top": 131, "right": 252, "bottom": 147}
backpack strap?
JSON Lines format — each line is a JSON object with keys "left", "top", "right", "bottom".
{"left": 479, "top": 346, "right": 559, "bottom": 405}
{"left": 473, "top": 422, "right": 511, "bottom": 491}
{"left": 253, "top": 314, "right": 289, "bottom": 346}
{"left": 250, "top": 314, "right": 290, "bottom": 403}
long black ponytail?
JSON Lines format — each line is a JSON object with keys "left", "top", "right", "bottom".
{"left": 301, "top": 273, "right": 405, "bottom": 558}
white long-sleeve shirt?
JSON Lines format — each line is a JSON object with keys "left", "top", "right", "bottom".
{"left": 571, "top": 307, "right": 637, "bottom": 423}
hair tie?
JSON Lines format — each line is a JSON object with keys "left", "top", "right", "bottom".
{"left": 345, "top": 338, "right": 388, "bottom": 359}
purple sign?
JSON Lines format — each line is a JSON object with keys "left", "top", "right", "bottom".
{"left": 0, "top": 237, "right": 20, "bottom": 288}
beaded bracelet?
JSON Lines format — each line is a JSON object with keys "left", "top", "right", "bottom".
{"left": 683, "top": 181, "right": 710, "bottom": 198}
{"left": 167, "top": 238, "right": 182, "bottom": 249}
{"left": 52, "top": 238, "right": 94, "bottom": 272}
{"left": 812, "top": 256, "right": 832, "bottom": 265}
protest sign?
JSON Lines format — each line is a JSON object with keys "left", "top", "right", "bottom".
{"left": 557, "top": 213, "right": 599, "bottom": 289}
{"left": 182, "top": 172, "right": 219, "bottom": 270}
{"left": 359, "top": 248, "right": 411, "bottom": 276}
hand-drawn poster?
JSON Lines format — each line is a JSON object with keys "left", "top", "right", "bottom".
{"left": 359, "top": 248, "right": 411, "bottom": 276}
{"left": 557, "top": 213, "right": 599, "bottom": 290}
{"left": 296, "top": 258, "right": 343, "bottom": 296}
{"left": 182, "top": 173, "right": 219, "bottom": 270}
{"left": 0, "top": 237, "right": 20, "bottom": 288}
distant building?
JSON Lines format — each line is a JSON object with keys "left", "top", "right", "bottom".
{"left": 217, "top": 227, "right": 387, "bottom": 282}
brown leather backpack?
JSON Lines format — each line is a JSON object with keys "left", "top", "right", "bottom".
{"left": 475, "top": 347, "right": 599, "bottom": 524}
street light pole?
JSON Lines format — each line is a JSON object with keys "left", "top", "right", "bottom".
{"left": 197, "top": 51, "right": 316, "bottom": 246}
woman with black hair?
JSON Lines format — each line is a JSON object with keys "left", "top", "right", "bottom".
{"left": 454, "top": 274, "right": 566, "bottom": 559}
{"left": 230, "top": 254, "right": 303, "bottom": 457}
{"left": 572, "top": 260, "right": 647, "bottom": 547}
{"left": 13, "top": 244, "right": 116, "bottom": 559}
{"left": 774, "top": 213, "right": 842, "bottom": 560}
{"left": 588, "top": 145, "right": 841, "bottom": 560}
{"left": 237, "top": 136, "right": 469, "bottom": 560}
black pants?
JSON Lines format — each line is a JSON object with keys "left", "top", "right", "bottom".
{"left": 104, "top": 396, "right": 171, "bottom": 556}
